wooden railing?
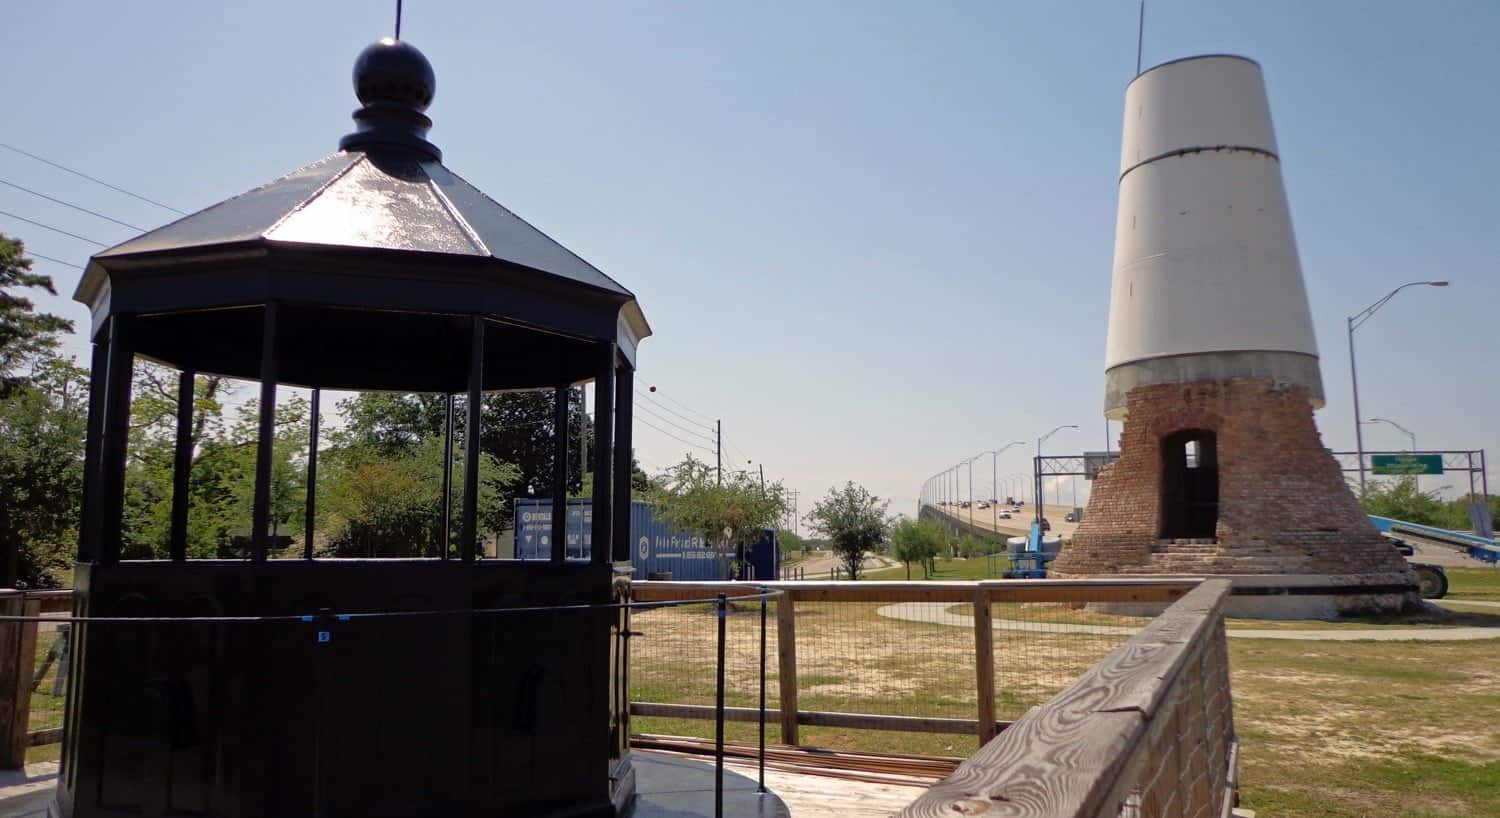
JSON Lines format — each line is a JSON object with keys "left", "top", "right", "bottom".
{"left": 0, "top": 589, "right": 73, "bottom": 767}
{"left": 896, "top": 579, "right": 1237, "bottom": 818}
{"left": 629, "top": 578, "right": 1198, "bottom": 746}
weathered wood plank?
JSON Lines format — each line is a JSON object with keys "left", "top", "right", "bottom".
{"left": 630, "top": 703, "right": 1010, "bottom": 737}
{"left": 632, "top": 579, "right": 1198, "bottom": 606}
{"left": 973, "top": 588, "right": 997, "bottom": 743}
{"left": 0, "top": 594, "right": 26, "bottom": 769}
{"left": 776, "top": 591, "right": 800, "bottom": 745}
{"left": 798, "top": 710, "right": 999, "bottom": 736}
{"left": 895, "top": 579, "right": 1232, "bottom": 818}
{"left": 25, "top": 591, "right": 73, "bottom": 615}
{"left": 7, "top": 600, "right": 40, "bottom": 766}
{"left": 27, "top": 727, "right": 63, "bottom": 747}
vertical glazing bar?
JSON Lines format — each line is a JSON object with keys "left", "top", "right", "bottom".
{"left": 304, "top": 388, "right": 320, "bottom": 560}
{"left": 98, "top": 314, "right": 135, "bottom": 564}
{"left": 441, "top": 394, "right": 454, "bottom": 559}
{"left": 251, "top": 302, "right": 279, "bottom": 562}
{"left": 715, "top": 593, "right": 726, "bottom": 818}
{"left": 612, "top": 363, "right": 633, "bottom": 562}
{"left": 590, "top": 344, "right": 615, "bottom": 565}
{"left": 169, "top": 370, "right": 195, "bottom": 561}
{"left": 460, "top": 317, "right": 485, "bottom": 562}
{"left": 77, "top": 337, "right": 109, "bottom": 562}
{"left": 551, "top": 386, "right": 568, "bottom": 563}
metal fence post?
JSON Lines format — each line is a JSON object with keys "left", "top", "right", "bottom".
{"left": 758, "top": 590, "right": 767, "bottom": 794}
{"left": 715, "top": 593, "right": 726, "bottom": 818}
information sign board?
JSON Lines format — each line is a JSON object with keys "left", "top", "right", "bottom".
{"left": 1370, "top": 454, "right": 1443, "bottom": 475}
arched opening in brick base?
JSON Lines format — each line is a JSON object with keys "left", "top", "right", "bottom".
{"left": 1160, "top": 429, "right": 1219, "bottom": 539}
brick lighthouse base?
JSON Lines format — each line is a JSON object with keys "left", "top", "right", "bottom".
{"left": 1051, "top": 379, "right": 1420, "bottom": 619}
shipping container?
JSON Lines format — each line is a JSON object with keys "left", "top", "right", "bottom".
{"left": 512, "top": 498, "right": 778, "bottom": 581}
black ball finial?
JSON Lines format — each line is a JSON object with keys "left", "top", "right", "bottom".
{"left": 340, "top": 37, "right": 441, "bottom": 160}
{"left": 352, "top": 37, "right": 435, "bottom": 112}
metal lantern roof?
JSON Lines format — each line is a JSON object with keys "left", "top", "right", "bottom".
{"left": 74, "top": 38, "right": 650, "bottom": 391}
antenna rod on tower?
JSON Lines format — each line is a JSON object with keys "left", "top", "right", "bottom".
{"left": 1136, "top": 0, "right": 1145, "bottom": 76}
{"left": 396, "top": 0, "right": 404, "bottom": 39}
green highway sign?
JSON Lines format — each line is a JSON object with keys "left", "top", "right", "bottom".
{"left": 1371, "top": 454, "right": 1443, "bottom": 476}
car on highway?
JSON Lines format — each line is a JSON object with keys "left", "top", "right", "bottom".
{"left": 1065, "top": 511, "right": 1079, "bottom": 523}
{"left": 998, "top": 511, "right": 1011, "bottom": 519}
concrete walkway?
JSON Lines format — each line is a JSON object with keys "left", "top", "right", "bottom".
{"left": 874, "top": 601, "right": 1500, "bottom": 641}
{"left": 0, "top": 761, "right": 58, "bottom": 817}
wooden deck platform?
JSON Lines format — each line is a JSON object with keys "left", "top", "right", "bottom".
{"left": 0, "top": 756, "right": 927, "bottom": 818}
{"left": 754, "top": 765, "right": 927, "bottom": 817}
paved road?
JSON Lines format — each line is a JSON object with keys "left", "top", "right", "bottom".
{"left": 792, "top": 551, "right": 892, "bottom": 578}
{"left": 875, "top": 600, "right": 1500, "bottom": 641}
{"left": 1407, "top": 538, "right": 1500, "bottom": 569}
{"left": 927, "top": 503, "right": 1082, "bottom": 540}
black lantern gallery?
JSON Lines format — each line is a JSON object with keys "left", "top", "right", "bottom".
{"left": 62, "top": 38, "right": 648, "bottom": 818}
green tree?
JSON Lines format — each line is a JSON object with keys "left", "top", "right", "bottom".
{"left": 805, "top": 482, "right": 889, "bottom": 581}
{"left": 1360, "top": 477, "right": 1449, "bottom": 527}
{"left": 0, "top": 354, "right": 89, "bottom": 586}
{"left": 778, "top": 529, "right": 806, "bottom": 563}
{"left": 335, "top": 389, "right": 588, "bottom": 531}
{"left": 890, "top": 517, "right": 936, "bottom": 580}
{"left": 0, "top": 234, "right": 73, "bottom": 378}
{"left": 1442, "top": 494, "right": 1499, "bottom": 533}
{"left": 648, "top": 455, "right": 787, "bottom": 579}
{"left": 320, "top": 434, "right": 516, "bottom": 557}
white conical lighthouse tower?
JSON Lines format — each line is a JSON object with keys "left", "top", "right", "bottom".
{"left": 1103, "top": 55, "right": 1322, "bottom": 417}
{"left": 1053, "top": 55, "right": 1418, "bottom": 618}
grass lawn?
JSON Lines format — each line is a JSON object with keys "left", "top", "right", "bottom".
{"left": 1446, "top": 566, "right": 1500, "bottom": 602}
{"left": 1231, "top": 637, "right": 1499, "bottom": 817}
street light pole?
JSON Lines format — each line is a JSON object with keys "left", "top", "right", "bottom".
{"left": 1368, "top": 417, "right": 1417, "bottom": 452}
{"left": 1347, "top": 280, "right": 1448, "bottom": 493}
{"left": 980, "top": 442, "right": 1026, "bottom": 533}
{"left": 1035, "top": 425, "right": 1078, "bottom": 524}
{"left": 967, "top": 456, "right": 976, "bottom": 533}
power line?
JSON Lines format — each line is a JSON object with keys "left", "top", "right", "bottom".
{"left": 646, "top": 386, "right": 716, "bottom": 423}
{"left": 636, "top": 416, "right": 715, "bottom": 454}
{"left": 635, "top": 400, "right": 716, "bottom": 443}
{"left": 0, "top": 143, "right": 187, "bottom": 215}
{"left": 0, "top": 209, "right": 107, "bottom": 246}
{"left": 636, "top": 388, "right": 715, "bottom": 432}
{"left": 0, "top": 178, "right": 146, "bottom": 231}
{"left": 25, "top": 251, "right": 83, "bottom": 270}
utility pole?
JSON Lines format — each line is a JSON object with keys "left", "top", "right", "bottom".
{"left": 759, "top": 463, "right": 766, "bottom": 494}
{"left": 716, "top": 419, "right": 722, "bottom": 486}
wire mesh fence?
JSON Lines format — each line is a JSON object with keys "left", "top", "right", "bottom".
{"left": 28, "top": 616, "right": 70, "bottom": 750}
{"left": 629, "top": 595, "right": 776, "bottom": 749}
{"left": 629, "top": 581, "right": 1188, "bottom": 758}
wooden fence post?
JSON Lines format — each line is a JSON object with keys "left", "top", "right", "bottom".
{"left": 0, "top": 593, "right": 40, "bottom": 769}
{"left": 973, "top": 587, "right": 996, "bottom": 744}
{"left": 776, "top": 590, "right": 799, "bottom": 745}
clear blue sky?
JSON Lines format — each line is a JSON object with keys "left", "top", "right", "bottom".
{"left": 4, "top": 1, "right": 1495, "bottom": 519}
